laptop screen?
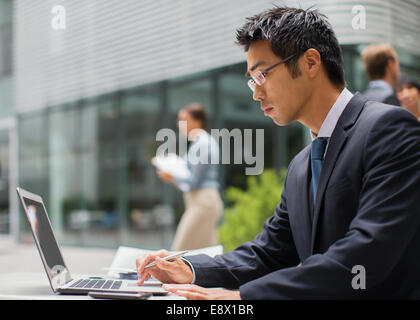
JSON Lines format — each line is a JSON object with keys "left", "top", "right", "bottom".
{"left": 22, "top": 196, "right": 71, "bottom": 290}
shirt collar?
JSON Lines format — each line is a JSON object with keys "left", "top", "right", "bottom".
{"left": 368, "top": 80, "right": 393, "bottom": 91}
{"left": 310, "top": 87, "right": 354, "bottom": 141}
{"left": 367, "top": 80, "right": 394, "bottom": 98}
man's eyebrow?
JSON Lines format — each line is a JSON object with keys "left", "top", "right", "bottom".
{"left": 245, "top": 61, "right": 267, "bottom": 77}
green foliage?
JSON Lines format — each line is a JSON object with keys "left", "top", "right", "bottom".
{"left": 218, "top": 168, "right": 287, "bottom": 252}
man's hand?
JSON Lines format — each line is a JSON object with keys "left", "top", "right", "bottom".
{"left": 162, "top": 284, "right": 242, "bottom": 300}
{"left": 136, "top": 250, "right": 193, "bottom": 286}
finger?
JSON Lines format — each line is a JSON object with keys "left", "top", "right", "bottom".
{"left": 137, "top": 254, "right": 155, "bottom": 273}
{"left": 136, "top": 273, "right": 151, "bottom": 286}
{"left": 155, "top": 249, "right": 170, "bottom": 258}
{"left": 138, "top": 265, "right": 161, "bottom": 282}
{"left": 162, "top": 284, "right": 178, "bottom": 293}
{"left": 138, "top": 250, "right": 169, "bottom": 273}
{"left": 154, "top": 256, "right": 179, "bottom": 271}
{"left": 136, "top": 257, "right": 143, "bottom": 269}
{"left": 137, "top": 262, "right": 158, "bottom": 283}
{"left": 136, "top": 256, "right": 152, "bottom": 270}
{"left": 174, "top": 290, "right": 208, "bottom": 300}
{"left": 147, "top": 269, "right": 166, "bottom": 283}
{"left": 137, "top": 250, "right": 172, "bottom": 284}
{"left": 163, "top": 284, "right": 202, "bottom": 293}
{"left": 137, "top": 269, "right": 153, "bottom": 285}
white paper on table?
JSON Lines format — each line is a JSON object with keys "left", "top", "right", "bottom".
{"left": 106, "top": 246, "right": 154, "bottom": 278}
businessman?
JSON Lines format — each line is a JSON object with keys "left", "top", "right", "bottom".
{"left": 361, "top": 44, "right": 401, "bottom": 106}
{"left": 136, "top": 7, "right": 420, "bottom": 299}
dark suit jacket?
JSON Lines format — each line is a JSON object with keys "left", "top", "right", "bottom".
{"left": 362, "top": 85, "right": 401, "bottom": 106}
{"left": 185, "top": 93, "right": 420, "bottom": 299}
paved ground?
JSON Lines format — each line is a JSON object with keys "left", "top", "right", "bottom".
{"left": 0, "top": 236, "right": 117, "bottom": 276}
{"left": 0, "top": 237, "right": 189, "bottom": 300}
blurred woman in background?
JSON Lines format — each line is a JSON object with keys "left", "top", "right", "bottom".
{"left": 156, "top": 103, "right": 223, "bottom": 250}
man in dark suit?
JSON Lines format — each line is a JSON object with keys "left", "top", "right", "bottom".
{"left": 136, "top": 7, "right": 420, "bottom": 299}
{"left": 361, "top": 44, "right": 401, "bottom": 106}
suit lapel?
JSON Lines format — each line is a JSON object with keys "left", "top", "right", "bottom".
{"left": 310, "top": 92, "right": 367, "bottom": 253}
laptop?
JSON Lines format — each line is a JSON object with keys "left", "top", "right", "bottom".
{"left": 16, "top": 187, "right": 168, "bottom": 295}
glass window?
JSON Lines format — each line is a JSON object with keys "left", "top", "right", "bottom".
{"left": 120, "top": 85, "right": 175, "bottom": 249}
{"left": 0, "top": 0, "right": 13, "bottom": 117}
{"left": 219, "top": 63, "right": 282, "bottom": 190}
{"left": 167, "top": 74, "right": 214, "bottom": 143}
{"left": 48, "top": 104, "right": 82, "bottom": 244}
{"left": 16, "top": 64, "right": 309, "bottom": 249}
{"left": 0, "top": 0, "right": 12, "bottom": 77}
{"left": 397, "top": 48, "right": 420, "bottom": 82}
{"left": 18, "top": 111, "right": 49, "bottom": 242}
{"left": 45, "top": 97, "right": 122, "bottom": 247}
{"left": 0, "top": 128, "right": 9, "bottom": 234}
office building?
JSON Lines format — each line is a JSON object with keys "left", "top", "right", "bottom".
{"left": 0, "top": 0, "right": 419, "bottom": 248}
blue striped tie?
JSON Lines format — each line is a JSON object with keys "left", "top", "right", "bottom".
{"left": 311, "top": 137, "right": 328, "bottom": 203}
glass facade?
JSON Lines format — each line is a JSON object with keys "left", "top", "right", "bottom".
{"left": 0, "top": 128, "right": 9, "bottom": 233}
{"left": 0, "top": 0, "right": 12, "bottom": 235}
{"left": 16, "top": 42, "right": 420, "bottom": 248}
{"left": 0, "top": 0, "right": 416, "bottom": 248}
{"left": 0, "top": 0, "right": 12, "bottom": 117}
{"left": 16, "top": 61, "right": 309, "bottom": 249}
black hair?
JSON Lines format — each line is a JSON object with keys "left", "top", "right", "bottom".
{"left": 182, "top": 103, "right": 207, "bottom": 129}
{"left": 236, "top": 6, "right": 345, "bottom": 88}
{"left": 397, "top": 78, "right": 420, "bottom": 93}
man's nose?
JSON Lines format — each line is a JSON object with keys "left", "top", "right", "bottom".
{"left": 252, "top": 85, "right": 265, "bottom": 102}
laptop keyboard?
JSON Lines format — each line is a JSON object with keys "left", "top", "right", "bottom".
{"left": 69, "top": 279, "right": 122, "bottom": 290}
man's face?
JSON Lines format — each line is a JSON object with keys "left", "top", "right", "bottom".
{"left": 177, "top": 109, "right": 202, "bottom": 138}
{"left": 246, "top": 40, "right": 310, "bottom": 126}
{"left": 177, "top": 110, "right": 191, "bottom": 137}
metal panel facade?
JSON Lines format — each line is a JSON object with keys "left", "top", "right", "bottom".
{"left": 14, "top": 0, "right": 420, "bottom": 111}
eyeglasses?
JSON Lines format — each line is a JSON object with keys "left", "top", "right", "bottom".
{"left": 247, "top": 54, "right": 297, "bottom": 92}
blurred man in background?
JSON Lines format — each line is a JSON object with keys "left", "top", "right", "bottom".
{"left": 361, "top": 44, "right": 401, "bottom": 106}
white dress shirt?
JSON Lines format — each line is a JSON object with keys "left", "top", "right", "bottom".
{"left": 310, "top": 88, "right": 354, "bottom": 157}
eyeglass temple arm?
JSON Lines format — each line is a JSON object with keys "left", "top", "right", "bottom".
{"left": 264, "top": 54, "right": 298, "bottom": 73}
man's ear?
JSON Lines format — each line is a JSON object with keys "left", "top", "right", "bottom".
{"left": 386, "top": 57, "right": 397, "bottom": 74}
{"left": 302, "top": 48, "right": 322, "bottom": 79}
